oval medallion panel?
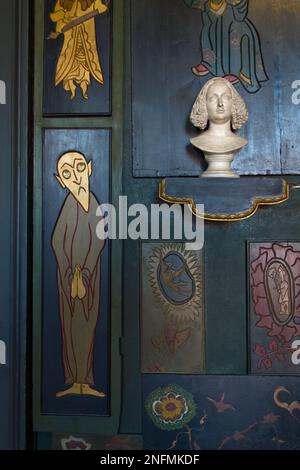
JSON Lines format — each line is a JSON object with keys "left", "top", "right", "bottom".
{"left": 157, "top": 252, "right": 195, "bottom": 305}
{"left": 265, "top": 259, "right": 294, "bottom": 326}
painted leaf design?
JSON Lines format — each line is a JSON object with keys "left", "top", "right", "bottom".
{"left": 174, "top": 328, "right": 191, "bottom": 353}
{"left": 275, "top": 353, "right": 285, "bottom": 362}
{"left": 254, "top": 343, "right": 266, "bottom": 357}
{"left": 262, "top": 358, "right": 272, "bottom": 369}
{"left": 268, "top": 341, "right": 278, "bottom": 352}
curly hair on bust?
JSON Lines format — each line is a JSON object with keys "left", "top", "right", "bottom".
{"left": 190, "top": 77, "right": 248, "bottom": 131}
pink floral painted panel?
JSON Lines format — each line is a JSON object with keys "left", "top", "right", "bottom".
{"left": 249, "top": 242, "right": 300, "bottom": 374}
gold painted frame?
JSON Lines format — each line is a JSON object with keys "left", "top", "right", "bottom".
{"left": 159, "top": 179, "right": 290, "bottom": 222}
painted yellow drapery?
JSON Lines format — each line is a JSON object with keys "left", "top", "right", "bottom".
{"left": 50, "top": 0, "right": 108, "bottom": 99}
{"left": 208, "top": 1, "right": 243, "bottom": 15}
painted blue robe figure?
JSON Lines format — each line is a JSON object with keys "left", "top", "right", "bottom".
{"left": 184, "top": 0, "right": 268, "bottom": 93}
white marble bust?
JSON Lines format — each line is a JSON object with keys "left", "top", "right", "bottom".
{"left": 190, "top": 77, "right": 248, "bottom": 177}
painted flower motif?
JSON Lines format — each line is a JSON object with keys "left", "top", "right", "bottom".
{"left": 262, "top": 413, "right": 280, "bottom": 424}
{"left": 253, "top": 340, "right": 289, "bottom": 369}
{"left": 145, "top": 385, "right": 196, "bottom": 431}
{"left": 251, "top": 244, "right": 300, "bottom": 343}
{"left": 104, "top": 436, "right": 132, "bottom": 450}
{"left": 154, "top": 393, "right": 186, "bottom": 422}
{"left": 232, "top": 431, "right": 245, "bottom": 442}
{"left": 61, "top": 436, "right": 91, "bottom": 450}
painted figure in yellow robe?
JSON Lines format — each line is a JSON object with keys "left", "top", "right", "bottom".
{"left": 50, "top": 0, "right": 108, "bottom": 99}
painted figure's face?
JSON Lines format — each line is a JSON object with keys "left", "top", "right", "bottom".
{"left": 206, "top": 80, "right": 232, "bottom": 125}
{"left": 56, "top": 151, "right": 92, "bottom": 212}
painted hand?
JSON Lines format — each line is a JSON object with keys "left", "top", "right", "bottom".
{"left": 71, "top": 265, "right": 87, "bottom": 300}
{"left": 95, "top": 0, "right": 108, "bottom": 14}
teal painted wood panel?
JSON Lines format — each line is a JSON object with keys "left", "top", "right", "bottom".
{"left": 33, "top": 0, "right": 124, "bottom": 436}
{"left": 143, "top": 375, "right": 300, "bottom": 450}
{"left": 121, "top": 4, "right": 300, "bottom": 437}
{"left": 131, "top": 0, "right": 300, "bottom": 177}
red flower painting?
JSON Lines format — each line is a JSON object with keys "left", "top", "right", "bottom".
{"left": 251, "top": 243, "right": 300, "bottom": 343}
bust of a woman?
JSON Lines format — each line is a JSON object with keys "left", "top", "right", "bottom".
{"left": 190, "top": 77, "right": 248, "bottom": 177}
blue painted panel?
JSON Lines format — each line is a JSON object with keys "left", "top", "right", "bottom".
{"left": 143, "top": 374, "right": 300, "bottom": 450}
{"left": 43, "top": 0, "right": 112, "bottom": 116}
{"left": 42, "top": 129, "right": 111, "bottom": 416}
{"left": 132, "top": 0, "right": 300, "bottom": 176}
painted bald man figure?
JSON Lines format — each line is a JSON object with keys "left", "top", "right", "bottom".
{"left": 52, "top": 151, "right": 105, "bottom": 398}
